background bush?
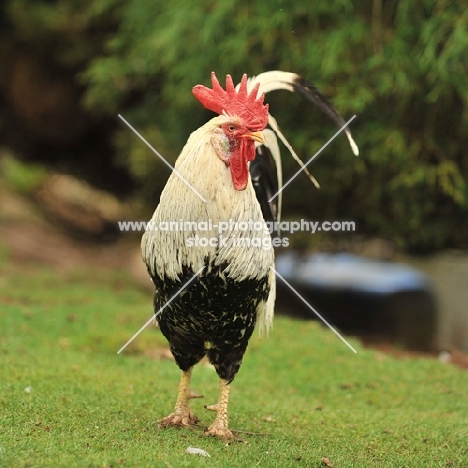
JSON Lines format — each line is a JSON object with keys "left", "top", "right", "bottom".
{"left": 1, "top": 0, "right": 467, "bottom": 251}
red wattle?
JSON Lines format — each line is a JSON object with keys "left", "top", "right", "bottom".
{"left": 230, "top": 140, "right": 255, "bottom": 191}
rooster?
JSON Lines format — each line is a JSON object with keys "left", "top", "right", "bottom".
{"left": 141, "top": 71, "right": 357, "bottom": 441}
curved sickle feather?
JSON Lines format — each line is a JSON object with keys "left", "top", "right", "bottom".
{"left": 241, "top": 71, "right": 359, "bottom": 157}
{"left": 239, "top": 70, "right": 359, "bottom": 223}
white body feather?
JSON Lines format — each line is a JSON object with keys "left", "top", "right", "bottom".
{"left": 141, "top": 115, "right": 275, "bottom": 335}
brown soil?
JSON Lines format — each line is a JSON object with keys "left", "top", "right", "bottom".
{"left": 0, "top": 186, "right": 152, "bottom": 290}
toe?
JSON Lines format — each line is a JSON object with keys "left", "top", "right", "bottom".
{"left": 204, "top": 425, "right": 241, "bottom": 442}
{"left": 158, "top": 411, "right": 199, "bottom": 429}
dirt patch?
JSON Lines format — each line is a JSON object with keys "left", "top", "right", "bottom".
{"left": 0, "top": 186, "right": 152, "bottom": 290}
{"left": 362, "top": 338, "right": 468, "bottom": 370}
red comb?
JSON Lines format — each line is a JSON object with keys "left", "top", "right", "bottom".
{"left": 193, "top": 72, "right": 269, "bottom": 131}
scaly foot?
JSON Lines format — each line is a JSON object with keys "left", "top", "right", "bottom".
{"left": 203, "top": 379, "right": 242, "bottom": 441}
{"left": 159, "top": 368, "right": 202, "bottom": 429}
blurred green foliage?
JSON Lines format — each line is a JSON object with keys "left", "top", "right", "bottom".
{"left": 2, "top": 0, "right": 468, "bottom": 251}
{"left": 0, "top": 153, "right": 47, "bottom": 194}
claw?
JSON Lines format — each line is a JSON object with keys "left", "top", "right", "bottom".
{"left": 204, "top": 403, "right": 218, "bottom": 412}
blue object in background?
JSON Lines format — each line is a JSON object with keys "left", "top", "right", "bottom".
{"left": 276, "top": 252, "right": 433, "bottom": 294}
{"left": 275, "top": 252, "right": 437, "bottom": 350}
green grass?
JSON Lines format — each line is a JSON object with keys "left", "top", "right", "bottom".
{"left": 1, "top": 255, "right": 467, "bottom": 467}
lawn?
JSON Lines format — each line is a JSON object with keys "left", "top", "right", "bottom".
{"left": 1, "top": 250, "right": 467, "bottom": 468}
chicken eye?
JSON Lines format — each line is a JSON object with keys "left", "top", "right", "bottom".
{"left": 228, "top": 125, "right": 235, "bottom": 132}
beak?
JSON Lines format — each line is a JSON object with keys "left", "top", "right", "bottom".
{"left": 242, "top": 131, "right": 265, "bottom": 144}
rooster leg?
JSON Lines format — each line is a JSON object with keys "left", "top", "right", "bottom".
{"left": 204, "top": 379, "right": 239, "bottom": 441}
{"left": 158, "top": 368, "right": 200, "bottom": 428}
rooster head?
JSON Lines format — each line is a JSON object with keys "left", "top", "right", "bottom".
{"left": 193, "top": 72, "right": 269, "bottom": 191}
